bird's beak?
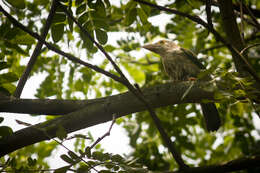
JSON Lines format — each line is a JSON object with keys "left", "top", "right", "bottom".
{"left": 142, "top": 43, "right": 159, "bottom": 53}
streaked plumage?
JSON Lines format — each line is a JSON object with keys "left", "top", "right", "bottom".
{"left": 143, "top": 40, "right": 221, "bottom": 132}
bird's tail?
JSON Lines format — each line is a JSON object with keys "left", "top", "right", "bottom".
{"left": 200, "top": 103, "right": 221, "bottom": 132}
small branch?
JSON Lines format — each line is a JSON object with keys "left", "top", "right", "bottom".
{"left": 134, "top": 84, "right": 188, "bottom": 169}
{"left": 56, "top": 1, "right": 128, "bottom": 84}
{"left": 239, "top": 0, "right": 245, "bottom": 43}
{"left": 205, "top": 0, "right": 213, "bottom": 29}
{"left": 240, "top": 43, "right": 260, "bottom": 55}
{"left": 0, "top": 5, "right": 124, "bottom": 85}
{"left": 90, "top": 114, "right": 116, "bottom": 149}
{"left": 13, "top": 0, "right": 58, "bottom": 98}
{"left": 57, "top": 1, "right": 188, "bottom": 169}
{"left": 168, "top": 155, "right": 260, "bottom": 173}
{"left": 200, "top": 45, "right": 225, "bottom": 53}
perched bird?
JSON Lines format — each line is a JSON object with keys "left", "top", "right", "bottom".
{"left": 143, "top": 40, "right": 221, "bottom": 132}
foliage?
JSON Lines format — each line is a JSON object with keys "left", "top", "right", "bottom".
{"left": 0, "top": 0, "right": 260, "bottom": 172}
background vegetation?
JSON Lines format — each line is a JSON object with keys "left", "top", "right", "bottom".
{"left": 0, "top": 0, "right": 260, "bottom": 172}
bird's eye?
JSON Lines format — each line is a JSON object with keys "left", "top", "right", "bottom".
{"left": 159, "top": 40, "right": 165, "bottom": 44}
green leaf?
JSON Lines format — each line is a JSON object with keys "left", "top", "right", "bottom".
{"left": 137, "top": 8, "right": 147, "bottom": 24}
{"left": 60, "top": 154, "right": 74, "bottom": 164}
{"left": 0, "top": 61, "right": 9, "bottom": 71}
{"left": 68, "top": 9, "right": 74, "bottom": 32}
{"left": 0, "top": 72, "right": 19, "bottom": 83}
{"left": 12, "top": 34, "right": 35, "bottom": 45}
{"left": 95, "top": 0, "right": 106, "bottom": 17}
{"left": 4, "top": 0, "right": 25, "bottom": 9}
{"left": 85, "top": 147, "right": 91, "bottom": 158}
{"left": 52, "top": 13, "right": 66, "bottom": 24}
{"left": 75, "top": 0, "right": 84, "bottom": 6}
{"left": 104, "top": 45, "right": 116, "bottom": 52}
{"left": 0, "top": 83, "right": 16, "bottom": 94}
{"left": 54, "top": 166, "right": 71, "bottom": 173}
{"left": 68, "top": 151, "right": 79, "bottom": 161}
{"left": 0, "top": 126, "right": 13, "bottom": 138}
{"left": 76, "top": 3, "right": 86, "bottom": 15}
{"left": 125, "top": 8, "right": 137, "bottom": 26}
{"left": 51, "top": 24, "right": 65, "bottom": 42}
{"left": 95, "top": 29, "right": 107, "bottom": 45}
{"left": 78, "top": 12, "right": 89, "bottom": 25}
{"left": 111, "top": 154, "right": 124, "bottom": 163}
{"left": 27, "top": 157, "right": 37, "bottom": 167}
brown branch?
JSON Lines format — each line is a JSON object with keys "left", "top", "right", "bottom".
{"left": 168, "top": 155, "right": 260, "bottom": 173}
{"left": 0, "top": 82, "right": 208, "bottom": 162}
{"left": 57, "top": 1, "right": 187, "bottom": 168}
{"left": 0, "top": 5, "right": 124, "bottom": 85}
{"left": 56, "top": 1, "right": 128, "bottom": 84}
{"left": 240, "top": 43, "right": 260, "bottom": 55}
{"left": 205, "top": 0, "right": 213, "bottom": 29}
{"left": 239, "top": 0, "right": 245, "bottom": 43}
{"left": 13, "top": 0, "right": 58, "bottom": 98}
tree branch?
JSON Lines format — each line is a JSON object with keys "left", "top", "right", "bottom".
{"left": 13, "top": 0, "right": 58, "bottom": 98}
{"left": 0, "top": 5, "right": 125, "bottom": 85}
{"left": 0, "top": 82, "right": 216, "bottom": 156}
{"left": 57, "top": 1, "right": 187, "bottom": 168}
{"left": 168, "top": 155, "right": 260, "bottom": 173}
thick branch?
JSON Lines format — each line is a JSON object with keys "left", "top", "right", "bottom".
{"left": 169, "top": 155, "right": 260, "bottom": 173}
{"left": 0, "top": 82, "right": 216, "bottom": 156}
{"left": 217, "top": 0, "right": 245, "bottom": 73}
{"left": 58, "top": 1, "right": 187, "bottom": 168}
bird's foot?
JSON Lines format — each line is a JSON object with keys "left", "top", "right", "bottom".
{"left": 188, "top": 77, "right": 196, "bottom": 81}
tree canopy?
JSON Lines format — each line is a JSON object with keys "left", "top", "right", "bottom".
{"left": 0, "top": 0, "right": 260, "bottom": 172}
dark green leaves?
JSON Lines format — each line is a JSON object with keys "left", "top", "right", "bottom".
{"left": 125, "top": 8, "right": 137, "bottom": 26}
{"left": 51, "top": 24, "right": 65, "bottom": 43}
{"left": 0, "top": 126, "right": 13, "bottom": 138}
{"left": 95, "top": 29, "right": 107, "bottom": 45}
{"left": 4, "top": 0, "right": 26, "bottom": 9}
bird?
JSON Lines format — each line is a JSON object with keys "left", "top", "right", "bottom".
{"left": 142, "top": 40, "right": 221, "bottom": 132}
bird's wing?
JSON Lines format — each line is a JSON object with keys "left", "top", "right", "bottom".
{"left": 180, "top": 48, "right": 206, "bottom": 69}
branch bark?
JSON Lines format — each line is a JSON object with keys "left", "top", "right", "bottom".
{"left": 217, "top": 0, "right": 246, "bottom": 74}
{"left": 0, "top": 82, "right": 216, "bottom": 156}
{"left": 168, "top": 155, "right": 260, "bottom": 173}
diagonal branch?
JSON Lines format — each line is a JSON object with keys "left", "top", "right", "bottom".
{"left": 57, "top": 1, "right": 187, "bottom": 168}
{"left": 205, "top": 0, "right": 213, "bottom": 29}
{"left": 13, "top": 0, "right": 58, "bottom": 98}
{"left": 0, "top": 5, "right": 124, "bottom": 84}
{"left": 0, "top": 82, "right": 216, "bottom": 156}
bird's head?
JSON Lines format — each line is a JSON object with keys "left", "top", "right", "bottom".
{"left": 142, "top": 40, "right": 179, "bottom": 55}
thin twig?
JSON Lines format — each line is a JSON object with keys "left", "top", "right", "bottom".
{"left": 240, "top": 43, "right": 260, "bottom": 55}
{"left": 57, "top": 1, "right": 188, "bottom": 169}
{"left": 13, "top": 0, "right": 58, "bottom": 98}
{"left": 0, "top": 5, "right": 124, "bottom": 85}
{"left": 239, "top": 0, "right": 245, "bottom": 43}
{"left": 90, "top": 114, "right": 116, "bottom": 149}
{"left": 241, "top": 3, "right": 260, "bottom": 30}
{"left": 56, "top": 1, "right": 128, "bottom": 83}
{"left": 134, "top": 84, "right": 188, "bottom": 169}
